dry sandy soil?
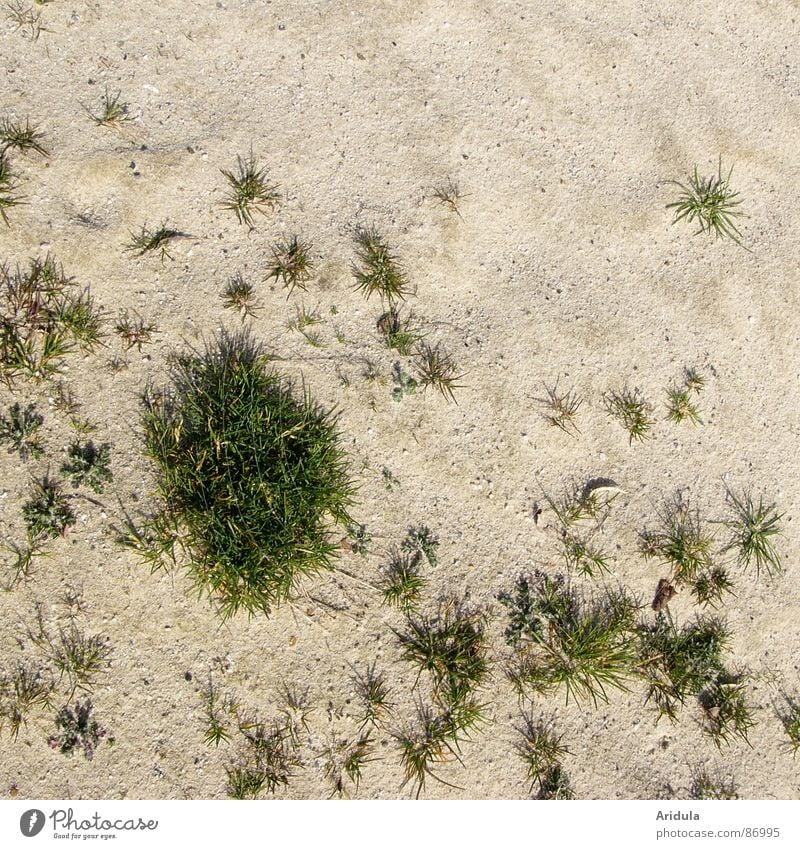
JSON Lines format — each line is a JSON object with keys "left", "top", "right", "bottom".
{"left": 1, "top": 0, "right": 799, "bottom": 800}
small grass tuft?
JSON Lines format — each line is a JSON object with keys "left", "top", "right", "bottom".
{"left": 638, "top": 613, "right": 729, "bottom": 723}
{"left": 700, "top": 675, "right": 755, "bottom": 748}
{"left": 778, "top": 697, "right": 800, "bottom": 755}
{"left": 221, "top": 272, "right": 259, "bottom": 319}
{"left": 666, "top": 157, "right": 747, "bottom": 248}
{"left": 86, "top": 88, "right": 132, "bottom": 128}
{"left": 352, "top": 226, "right": 412, "bottom": 303}
{"left": 354, "top": 663, "right": 393, "bottom": 730}
{"left": 0, "top": 117, "right": 48, "bottom": 156}
{"left": 114, "top": 310, "right": 157, "bottom": 351}
{"left": 500, "top": 573, "right": 639, "bottom": 705}
{"left": 689, "top": 768, "right": 738, "bottom": 800}
{"left": 0, "top": 153, "right": 24, "bottom": 225}
{"left": 537, "top": 381, "right": 583, "bottom": 435}
{"left": 398, "top": 600, "right": 489, "bottom": 708}
{"left": 220, "top": 152, "right": 279, "bottom": 227}
{"left": 603, "top": 387, "right": 655, "bottom": 443}
{"left": 640, "top": 496, "right": 714, "bottom": 586}
{"left": 377, "top": 307, "right": 423, "bottom": 356}
{"left": 413, "top": 343, "right": 464, "bottom": 402}
{"left": 126, "top": 223, "right": 186, "bottom": 261}
{"left": 721, "top": 488, "right": 783, "bottom": 577}
{"left": 266, "top": 236, "right": 314, "bottom": 296}
{"left": 381, "top": 548, "right": 427, "bottom": 613}
{"left": 516, "top": 715, "right": 570, "bottom": 797}
{"left": 432, "top": 178, "right": 467, "bottom": 218}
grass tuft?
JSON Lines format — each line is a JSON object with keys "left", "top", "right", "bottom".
{"left": 500, "top": 573, "right": 639, "bottom": 705}
{"left": 266, "top": 236, "right": 313, "bottom": 296}
{"left": 221, "top": 273, "right": 259, "bottom": 319}
{"left": 0, "top": 117, "right": 48, "bottom": 156}
{"left": 412, "top": 343, "right": 464, "bottom": 402}
{"left": 126, "top": 223, "right": 186, "bottom": 261}
{"left": 351, "top": 226, "right": 412, "bottom": 303}
{"left": 604, "top": 387, "right": 655, "bottom": 443}
{"left": 86, "top": 88, "right": 132, "bottom": 128}
{"left": 721, "top": 488, "right": 783, "bottom": 577}
{"left": 516, "top": 715, "right": 570, "bottom": 797}
{"left": 667, "top": 157, "right": 747, "bottom": 248}
{"left": 537, "top": 381, "right": 582, "bottom": 435}
{"left": 139, "top": 329, "right": 356, "bottom": 618}
{"left": 220, "top": 153, "right": 279, "bottom": 227}
{"left": 22, "top": 475, "right": 76, "bottom": 540}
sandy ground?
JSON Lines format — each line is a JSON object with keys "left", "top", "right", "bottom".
{"left": 1, "top": 0, "right": 799, "bottom": 799}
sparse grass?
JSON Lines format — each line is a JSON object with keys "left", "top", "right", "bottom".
{"left": 640, "top": 496, "right": 715, "bottom": 586}
{"left": 0, "top": 153, "right": 24, "bottom": 225}
{"left": 28, "top": 613, "right": 112, "bottom": 697}
{"left": 114, "top": 310, "right": 157, "bottom": 351}
{"left": 721, "top": 488, "right": 783, "bottom": 577}
{"left": 700, "top": 676, "right": 755, "bottom": 748}
{"left": 5, "top": 1, "right": 47, "bottom": 40}
{"left": 549, "top": 479, "right": 618, "bottom": 528}
{"left": 221, "top": 273, "right": 259, "bottom": 319}
{"left": 0, "top": 257, "right": 105, "bottom": 383}
{"left": 560, "top": 532, "right": 611, "bottom": 578}
{"left": 201, "top": 677, "right": 234, "bottom": 747}
{"left": 126, "top": 223, "right": 185, "bottom": 261}
{"left": 1, "top": 537, "right": 46, "bottom": 588}
{"left": 22, "top": 475, "right": 76, "bottom": 541}
{"left": 413, "top": 343, "right": 463, "bottom": 402}
{"left": 220, "top": 152, "right": 279, "bottom": 227}
{"left": 0, "top": 662, "right": 53, "bottom": 738}
{"left": 377, "top": 307, "right": 423, "bottom": 355}
{"left": 352, "top": 226, "right": 412, "bottom": 303}
{"left": 689, "top": 768, "right": 738, "bottom": 800}
{"left": 0, "top": 117, "right": 48, "bottom": 156}
{"left": 516, "top": 716, "right": 570, "bottom": 797}
{"left": 666, "top": 386, "right": 703, "bottom": 425}
{"left": 537, "top": 381, "right": 583, "bottom": 435}
{"left": 322, "top": 734, "right": 373, "bottom": 797}
{"left": 226, "top": 716, "right": 299, "bottom": 798}
{"left": 638, "top": 613, "right": 729, "bottom": 723}
{"left": 394, "top": 699, "right": 488, "bottom": 798}
{"left": 0, "top": 402, "right": 44, "bottom": 460}
{"left": 60, "top": 440, "right": 113, "bottom": 493}
{"left": 399, "top": 600, "right": 489, "bottom": 708}
{"left": 53, "top": 289, "right": 105, "bottom": 351}
{"left": 48, "top": 698, "right": 108, "bottom": 760}
{"left": 86, "top": 88, "right": 132, "bottom": 128}
{"left": 778, "top": 697, "right": 800, "bottom": 755}
{"left": 354, "top": 663, "right": 393, "bottom": 729}
{"left": 667, "top": 158, "right": 747, "bottom": 248}
{"left": 500, "top": 573, "right": 639, "bottom": 705}
{"left": 691, "top": 566, "right": 735, "bottom": 609}
{"left": 381, "top": 548, "right": 427, "bottom": 613}
{"left": 432, "top": 178, "right": 467, "bottom": 218}
{"left": 603, "top": 387, "right": 655, "bottom": 443}
{"left": 266, "top": 236, "right": 313, "bottom": 296}
{"left": 139, "top": 329, "right": 355, "bottom": 618}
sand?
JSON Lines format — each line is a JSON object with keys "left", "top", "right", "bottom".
{"left": 1, "top": 0, "right": 799, "bottom": 799}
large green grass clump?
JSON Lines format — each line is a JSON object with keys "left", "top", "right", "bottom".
{"left": 140, "top": 330, "right": 355, "bottom": 618}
